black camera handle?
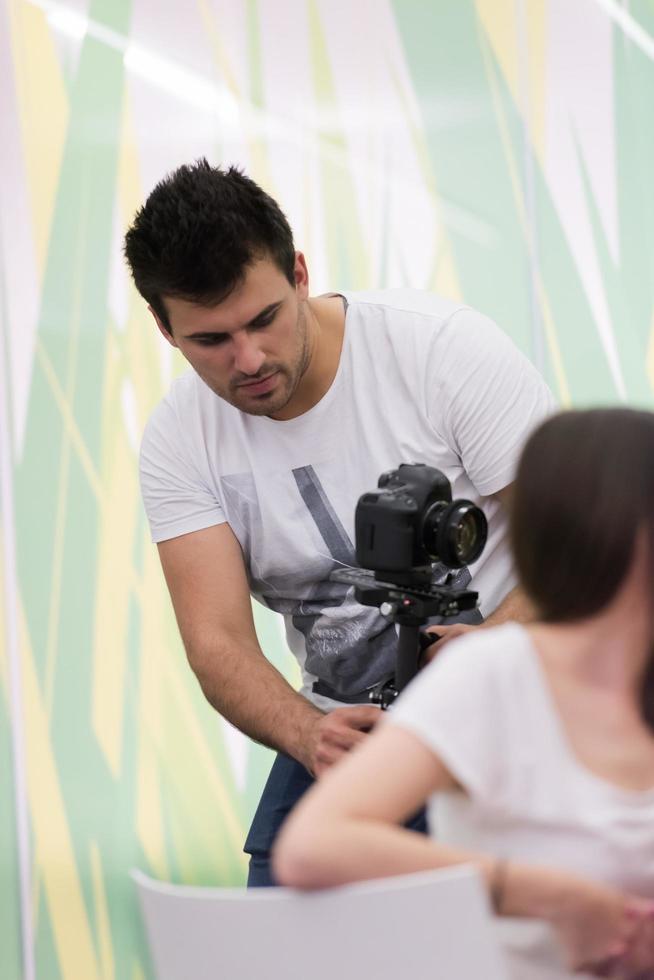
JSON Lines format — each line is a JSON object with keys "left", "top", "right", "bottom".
{"left": 367, "top": 605, "right": 439, "bottom": 709}
{"left": 395, "top": 623, "right": 423, "bottom": 691}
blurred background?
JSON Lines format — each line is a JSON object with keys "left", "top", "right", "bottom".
{"left": 1, "top": 0, "right": 653, "bottom": 976}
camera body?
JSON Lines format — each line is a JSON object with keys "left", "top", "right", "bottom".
{"left": 355, "top": 463, "right": 486, "bottom": 587}
{"left": 328, "top": 462, "right": 488, "bottom": 704}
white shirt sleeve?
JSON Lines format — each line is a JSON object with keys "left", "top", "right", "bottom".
{"left": 139, "top": 398, "right": 226, "bottom": 543}
{"left": 385, "top": 630, "right": 510, "bottom": 804}
{"left": 428, "top": 310, "right": 557, "bottom": 496}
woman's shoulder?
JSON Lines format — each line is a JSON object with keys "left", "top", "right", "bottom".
{"left": 430, "top": 621, "right": 533, "bottom": 680}
{"left": 388, "top": 622, "right": 538, "bottom": 802}
{"left": 392, "top": 621, "right": 535, "bottom": 729}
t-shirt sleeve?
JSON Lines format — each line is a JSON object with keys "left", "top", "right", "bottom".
{"left": 139, "top": 399, "right": 226, "bottom": 543}
{"left": 428, "top": 309, "right": 557, "bottom": 496}
{"left": 385, "top": 633, "right": 508, "bottom": 804}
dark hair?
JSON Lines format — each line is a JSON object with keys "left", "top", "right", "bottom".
{"left": 511, "top": 407, "right": 654, "bottom": 731}
{"left": 123, "top": 159, "right": 296, "bottom": 332}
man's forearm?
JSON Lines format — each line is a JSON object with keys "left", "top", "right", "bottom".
{"left": 189, "top": 640, "right": 323, "bottom": 768}
{"left": 484, "top": 584, "right": 535, "bottom": 627}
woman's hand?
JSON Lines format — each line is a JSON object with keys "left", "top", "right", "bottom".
{"left": 543, "top": 872, "right": 654, "bottom": 976}
{"left": 604, "top": 897, "right": 654, "bottom": 978}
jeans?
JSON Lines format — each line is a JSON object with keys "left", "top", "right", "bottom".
{"left": 244, "top": 752, "right": 428, "bottom": 887}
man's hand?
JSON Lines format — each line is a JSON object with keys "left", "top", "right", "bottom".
{"left": 420, "top": 580, "right": 536, "bottom": 667}
{"left": 303, "top": 706, "right": 381, "bottom": 778}
{"left": 421, "top": 623, "right": 478, "bottom": 664}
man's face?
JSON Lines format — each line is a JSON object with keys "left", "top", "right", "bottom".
{"left": 153, "top": 254, "right": 312, "bottom": 418}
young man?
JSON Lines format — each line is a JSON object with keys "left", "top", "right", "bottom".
{"left": 124, "top": 159, "right": 554, "bottom": 886}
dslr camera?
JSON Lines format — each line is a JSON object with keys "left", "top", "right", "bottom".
{"left": 332, "top": 463, "right": 488, "bottom": 706}
{"left": 356, "top": 462, "right": 487, "bottom": 587}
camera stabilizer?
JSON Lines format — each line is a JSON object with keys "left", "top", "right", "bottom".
{"left": 330, "top": 463, "right": 488, "bottom": 709}
{"left": 331, "top": 566, "right": 479, "bottom": 708}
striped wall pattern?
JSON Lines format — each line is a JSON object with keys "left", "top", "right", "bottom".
{"left": 1, "top": 1, "right": 653, "bottom": 976}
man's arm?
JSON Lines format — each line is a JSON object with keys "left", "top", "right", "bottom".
{"left": 483, "top": 583, "right": 534, "bottom": 626}
{"left": 479, "top": 482, "right": 535, "bottom": 626}
{"left": 157, "top": 522, "right": 379, "bottom": 775}
{"left": 425, "top": 483, "right": 535, "bottom": 649}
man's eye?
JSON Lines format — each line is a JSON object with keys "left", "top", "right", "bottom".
{"left": 196, "top": 335, "right": 227, "bottom": 346}
{"left": 251, "top": 313, "right": 276, "bottom": 329}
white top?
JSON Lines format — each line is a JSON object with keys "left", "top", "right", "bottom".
{"left": 140, "top": 291, "right": 555, "bottom": 707}
{"left": 389, "top": 622, "right": 654, "bottom": 979}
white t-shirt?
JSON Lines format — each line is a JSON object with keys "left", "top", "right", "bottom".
{"left": 389, "top": 622, "right": 654, "bottom": 979}
{"left": 140, "top": 291, "right": 555, "bottom": 707}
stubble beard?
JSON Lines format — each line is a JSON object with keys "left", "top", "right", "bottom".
{"left": 220, "top": 306, "right": 312, "bottom": 417}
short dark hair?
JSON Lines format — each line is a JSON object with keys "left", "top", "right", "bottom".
{"left": 511, "top": 407, "right": 654, "bottom": 730}
{"left": 123, "top": 159, "right": 296, "bottom": 332}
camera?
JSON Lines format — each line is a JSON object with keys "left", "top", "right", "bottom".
{"left": 355, "top": 463, "right": 487, "bottom": 587}
{"left": 330, "top": 463, "right": 488, "bottom": 706}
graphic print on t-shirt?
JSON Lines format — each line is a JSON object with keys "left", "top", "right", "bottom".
{"left": 220, "top": 465, "right": 480, "bottom": 698}
{"left": 288, "top": 465, "right": 397, "bottom": 696}
{"left": 220, "top": 471, "right": 264, "bottom": 564}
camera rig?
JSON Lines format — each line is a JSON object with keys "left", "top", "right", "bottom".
{"left": 330, "top": 463, "right": 488, "bottom": 709}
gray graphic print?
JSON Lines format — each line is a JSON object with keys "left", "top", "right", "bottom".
{"left": 220, "top": 472, "right": 265, "bottom": 583}
{"left": 287, "top": 466, "right": 396, "bottom": 695}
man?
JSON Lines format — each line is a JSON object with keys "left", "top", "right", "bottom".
{"left": 124, "top": 159, "right": 554, "bottom": 886}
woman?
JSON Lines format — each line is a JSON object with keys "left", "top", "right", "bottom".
{"left": 273, "top": 409, "right": 654, "bottom": 978}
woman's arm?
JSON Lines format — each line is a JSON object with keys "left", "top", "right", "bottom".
{"left": 272, "top": 723, "right": 654, "bottom": 974}
{"left": 272, "top": 724, "right": 484, "bottom": 888}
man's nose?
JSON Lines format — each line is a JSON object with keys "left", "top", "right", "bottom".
{"left": 233, "top": 333, "right": 266, "bottom": 376}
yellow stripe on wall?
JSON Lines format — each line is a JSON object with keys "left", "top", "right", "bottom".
{"left": 645, "top": 305, "right": 654, "bottom": 394}
{"left": 476, "top": 0, "right": 548, "bottom": 163}
{"left": 479, "top": 23, "right": 571, "bottom": 406}
{"left": 91, "top": 332, "right": 140, "bottom": 779}
{"left": 135, "top": 540, "right": 171, "bottom": 881}
{"left": 433, "top": 240, "right": 463, "bottom": 302}
{"left": 475, "top": 0, "right": 519, "bottom": 99}
{"left": 9, "top": 1, "right": 70, "bottom": 280}
{"left": 525, "top": 0, "right": 547, "bottom": 161}
{"left": 19, "top": 603, "right": 101, "bottom": 980}
{"left": 90, "top": 842, "right": 115, "bottom": 980}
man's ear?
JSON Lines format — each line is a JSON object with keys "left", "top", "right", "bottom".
{"left": 148, "top": 305, "right": 178, "bottom": 348}
{"left": 294, "top": 251, "right": 309, "bottom": 301}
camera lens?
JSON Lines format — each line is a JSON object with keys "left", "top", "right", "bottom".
{"left": 422, "top": 499, "right": 488, "bottom": 568}
{"left": 452, "top": 508, "right": 482, "bottom": 561}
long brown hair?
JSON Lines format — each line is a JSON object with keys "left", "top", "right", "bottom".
{"left": 511, "top": 408, "right": 654, "bottom": 731}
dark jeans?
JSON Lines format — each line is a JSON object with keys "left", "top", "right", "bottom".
{"left": 244, "top": 752, "right": 428, "bottom": 887}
